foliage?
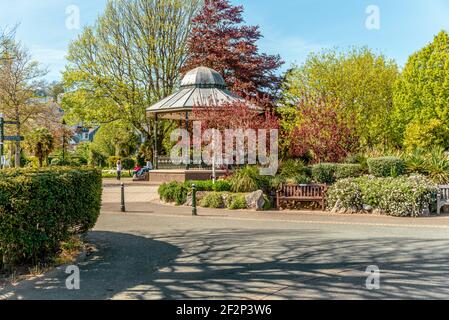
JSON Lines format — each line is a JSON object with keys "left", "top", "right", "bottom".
{"left": 228, "top": 166, "right": 265, "bottom": 193}
{"left": 183, "top": 0, "right": 283, "bottom": 100}
{"left": 393, "top": 31, "right": 449, "bottom": 149}
{"left": 281, "top": 47, "right": 399, "bottom": 150}
{"left": 107, "top": 156, "right": 122, "bottom": 169}
{"left": 422, "top": 147, "right": 449, "bottom": 184}
{"left": 311, "top": 163, "right": 338, "bottom": 184}
{"left": 327, "top": 176, "right": 437, "bottom": 217}
{"left": 288, "top": 93, "right": 359, "bottom": 163}
{"left": 326, "top": 180, "right": 363, "bottom": 211}
{"left": 200, "top": 192, "right": 225, "bottom": 209}
{"left": 158, "top": 182, "right": 179, "bottom": 203}
{"left": 294, "top": 175, "right": 312, "bottom": 185}
{"left": 334, "top": 164, "right": 364, "bottom": 180}
{"left": 403, "top": 119, "right": 449, "bottom": 151}
{"left": 121, "top": 158, "right": 136, "bottom": 171}
{"left": 279, "top": 159, "right": 309, "bottom": 178}
{"left": 0, "top": 168, "right": 102, "bottom": 266}
{"left": 24, "top": 127, "right": 55, "bottom": 167}
{"left": 367, "top": 157, "right": 405, "bottom": 177}
{"left": 0, "top": 28, "right": 49, "bottom": 167}
{"left": 91, "top": 122, "right": 140, "bottom": 159}
{"left": 63, "top": 0, "right": 200, "bottom": 145}
{"left": 228, "top": 194, "right": 248, "bottom": 210}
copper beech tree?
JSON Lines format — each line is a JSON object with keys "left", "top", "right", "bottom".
{"left": 183, "top": 0, "right": 283, "bottom": 102}
{"left": 289, "top": 94, "right": 359, "bottom": 164}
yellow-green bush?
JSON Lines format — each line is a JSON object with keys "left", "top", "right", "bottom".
{"left": 0, "top": 168, "right": 102, "bottom": 267}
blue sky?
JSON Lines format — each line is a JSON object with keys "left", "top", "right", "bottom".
{"left": 1, "top": 0, "right": 449, "bottom": 82}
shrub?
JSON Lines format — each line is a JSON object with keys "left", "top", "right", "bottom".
{"left": 0, "top": 168, "right": 102, "bottom": 267}
{"left": 294, "top": 174, "right": 311, "bottom": 185}
{"left": 212, "top": 180, "right": 232, "bottom": 192}
{"left": 423, "top": 147, "right": 449, "bottom": 184}
{"left": 228, "top": 166, "right": 261, "bottom": 193}
{"left": 326, "top": 180, "right": 363, "bottom": 211}
{"left": 121, "top": 158, "right": 136, "bottom": 171}
{"left": 200, "top": 192, "right": 225, "bottom": 208}
{"left": 279, "top": 159, "right": 309, "bottom": 178}
{"left": 367, "top": 157, "right": 405, "bottom": 177}
{"left": 334, "top": 164, "right": 364, "bottom": 180}
{"left": 228, "top": 195, "right": 248, "bottom": 210}
{"left": 173, "top": 184, "right": 189, "bottom": 206}
{"left": 326, "top": 176, "right": 436, "bottom": 217}
{"left": 311, "top": 163, "right": 338, "bottom": 184}
{"left": 269, "top": 175, "right": 287, "bottom": 190}
{"left": 107, "top": 156, "right": 121, "bottom": 169}
{"left": 158, "top": 182, "right": 179, "bottom": 203}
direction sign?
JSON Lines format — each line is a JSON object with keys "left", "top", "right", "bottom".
{"left": 3, "top": 136, "right": 24, "bottom": 142}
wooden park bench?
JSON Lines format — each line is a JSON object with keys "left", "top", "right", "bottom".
{"left": 437, "top": 185, "right": 449, "bottom": 215}
{"left": 276, "top": 184, "right": 328, "bottom": 211}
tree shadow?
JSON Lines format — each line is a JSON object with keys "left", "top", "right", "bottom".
{"left": 2, "top": 229, "right": 449, "bottom": 300}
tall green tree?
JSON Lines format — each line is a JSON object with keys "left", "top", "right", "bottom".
{"left": 62, "top": 0, "right": 200, "bottom": 158}
{"left": 393, "top": 31, "right": 449, "bottom": 151}
{"left": 91, "top": 122, "right": 140, "bottom": 158}
{"left": 281, "top": 48, "right": 399, "bottom": 151}
{"left": 24, "top": 127, "right": 55, "bottom": 167}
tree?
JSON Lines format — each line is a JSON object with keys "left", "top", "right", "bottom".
{"left": 183, "top": 0, "right": 283, "bottom": 101}
{"left": 281, "top": 48, "right": 398, "bottom": 150}
{"left": 24, "top": 127, "right": 55, "bottom": 167}
{"left": 288, "top": 93, "right": 359, "bottom": 164}
{"left": 393, "top": 31, "right": 449, "bottom": 150}
{"left": 91, "top": 122, "right": 140, "bottom": 158}
{"left": 0, "top": 29, "right": 48, "bottom": 167}
{"left": 63, "top": 0, "right": 200, "bottom": 158}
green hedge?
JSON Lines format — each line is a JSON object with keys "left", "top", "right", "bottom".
{"left": 311, "top": 163, "right": 363, "bottom": 184}
{"left": 0, "top": 168, "right": 102, "bottom": 267}
{"left": 367, "top": 157, "right": 405, "bottom": 177}
{"left": 158, "top": 180, "right": 232, "bottom": 206}
{"left": 327, "top": 175, "right": 436, "bottom": 217}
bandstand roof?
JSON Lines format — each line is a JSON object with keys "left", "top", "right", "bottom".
{"left": 146, "top": 66, "right": 248, "bottom": 120}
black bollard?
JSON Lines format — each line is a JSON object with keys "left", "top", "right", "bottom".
{"left": 121, "top": 183, "right": 126, "bottom": 212}
{"left": 192, "top": 184, "right": 198, "bottom": 216}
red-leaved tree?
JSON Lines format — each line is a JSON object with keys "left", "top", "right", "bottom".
{"left": 289, "top": 94, "right": 359, "bottom": 163}
{"left": 183, "top": 0, "right": 283, "bottom": 101}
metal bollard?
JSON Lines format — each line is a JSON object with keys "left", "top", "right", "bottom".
{"left": 192, "top": 184, "right": 198, "bottom": 216}
{"left": 121, "top": 183, "right": 126, "bottom": 212}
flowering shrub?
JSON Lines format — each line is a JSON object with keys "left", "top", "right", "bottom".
{"left": 326, "top": 175, "right": 436, "bottom": 217}
{"left": 326, "top": 179, "right": 363, "bottom": 211}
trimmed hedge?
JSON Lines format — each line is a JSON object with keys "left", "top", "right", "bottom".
{"left": 367, "top": 157, "right": 405, "bottom": 177}
{"left": 311, "top": 163, "right": 363, "bottom": 184}
{"left": 158, "top": 180, "right": 232, "bottom": 205}
{"left": 327, "top": 175, "right": 436, "bottom": 217}
{"left": 0, "top": 168, "right": 102, "bottom": 267}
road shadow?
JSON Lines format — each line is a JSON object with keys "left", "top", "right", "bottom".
{"left": 0, "top": 231, "right": 181, "bottom": 300}
{"left": 2, "top": 229, "right": 449, "bottom": 300}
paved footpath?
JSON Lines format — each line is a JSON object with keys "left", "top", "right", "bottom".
{"left": 2, "top": 180, "right": 449, "bottom": 300}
